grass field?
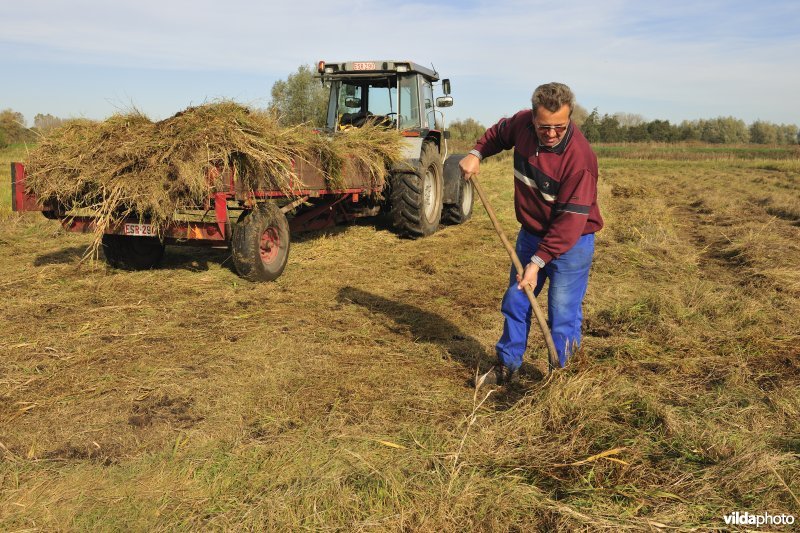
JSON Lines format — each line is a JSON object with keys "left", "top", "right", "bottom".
{"left": 1, "top": 143, "right": 799, "bottom": 531}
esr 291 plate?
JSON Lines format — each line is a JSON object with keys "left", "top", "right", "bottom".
{"left": 124, "top": 223, "right": 156, "bottom": 236}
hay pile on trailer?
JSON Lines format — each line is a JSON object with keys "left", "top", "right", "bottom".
{"left": 24, "top": 101, "right": 405, "bottom": 253}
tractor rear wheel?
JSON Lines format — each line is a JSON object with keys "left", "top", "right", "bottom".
{"left": 102, "top": 234, "right": 165, "bottom": 270}
{"left": 390, "top": 142, "right": 443, "bottom": 237}
{"left": 231, "top": 202, "right": 290, "bottom": 281}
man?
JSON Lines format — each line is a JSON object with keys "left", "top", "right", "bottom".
{"left": 459, "top": 82, "right": 603, "bottom": 387}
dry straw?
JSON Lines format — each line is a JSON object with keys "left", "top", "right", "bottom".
{"left": 24, "top": 101, "right": 405, "bottom": 255}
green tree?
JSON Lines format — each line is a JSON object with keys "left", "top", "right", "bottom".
{"left": 581, "top": 108, "right": 600, "bottom": 143}
{"left": 0, "top": 109, "right": 35, "bottom": 147}
{"left": 677, "top": 120, "right": 701, "bottom": 141}
{"left": 269, "top": 65, "right": 328, "bottom": 127}
{"left": 748, "top": 120, "right": 799, "bottom": 145}
{"left": 699, "top": 117, "right": 749, "bottom": 144}
{"left": 777, "top": 124, "right": 799, "bottom": 145}
{"left": 598, "top": 113, "right": 625, "bottom": 142}
{"left": 448, "top": 118, "right": 485, "bottom": 145}
{"left": 647, "top": 119, "right": 678, "bottom": 142}
{"left": 627, "top": 123, "right": 650, "bottom": 142}
{"left": 750, "top": 121, "right": 777, "bottom": 144}
{"left": 570, "top": 103, "right": 590, "bottom": 127}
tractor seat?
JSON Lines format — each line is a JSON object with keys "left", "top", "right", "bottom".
{"left": 340, "top": 112, "right": 368, "bottom": 127}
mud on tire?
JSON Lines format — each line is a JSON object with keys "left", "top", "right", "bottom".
{"left": 390, "top": 142, "right": 443, "bottom": 237}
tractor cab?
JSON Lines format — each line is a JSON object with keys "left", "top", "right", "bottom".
{"left": 315, "top": 60, "right": 471, "bottom": 239}
{"left": 316, "top": 60, "right": 453, "bottom": 136}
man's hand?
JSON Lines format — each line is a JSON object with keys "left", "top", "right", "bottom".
{"left": 459, "top": 153, "right": 480, "bottom": 181}
{"left": 516, "top": 262, "right": 540, "bottom": 291}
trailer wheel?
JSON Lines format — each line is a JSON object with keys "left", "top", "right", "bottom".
{"left": 390, "top": 141, "right": 443, "bottom": 237}
{"left": 442, "top": 179, "right": 474, "bottom": 225}
{"left": 102, "top": 234, "right": 165, "bottom": 270}
{"left": 231, "top": 202, "right": 290, "bottom": 282}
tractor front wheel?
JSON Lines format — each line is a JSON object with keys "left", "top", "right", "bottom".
{"left": 231, "top": 202, "right": 290, "bottom": 282}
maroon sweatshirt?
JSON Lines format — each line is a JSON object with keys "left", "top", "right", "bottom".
{"left": 472, "top": 109, "right": 603, "bottom": 264}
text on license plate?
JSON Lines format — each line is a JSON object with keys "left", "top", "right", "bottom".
{"left": 124, "top": 223, "right": 156, "bottom": 236}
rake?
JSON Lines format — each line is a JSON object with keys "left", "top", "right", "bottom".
{"left": 470, "top": 177, "right": 559, "bottom": 372}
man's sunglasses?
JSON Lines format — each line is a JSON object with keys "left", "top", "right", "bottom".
{"left": 535, "top": 123, "right": 569, "bottom": 134}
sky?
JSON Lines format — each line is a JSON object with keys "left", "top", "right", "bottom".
{"left": 1, "top": 0, "right": 799, "bottom": 127}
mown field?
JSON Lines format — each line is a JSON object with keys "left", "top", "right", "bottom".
{"left": 1, "top": 142, "right": 799, "bottom": 531}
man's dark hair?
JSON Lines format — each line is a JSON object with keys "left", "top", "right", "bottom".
{"left": 532, "top": 83, "right": 575, "bottom": 116}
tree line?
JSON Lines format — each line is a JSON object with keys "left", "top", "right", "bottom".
{"left": 3, "top": 64, "right": 798, "bottom": 147}
{"left": 448, "top": 110, "right": 798, "bottom": 146}
{"left": 269, "top": 67, "right": 800, "bottom": 146}
{"left": 577, "top": 109, "right": 798, "bottom": 145}
{"left": 4, "top": 104, "right": 798, "bottom": 149}
{"left": 0, "top": 109, "right": 64, "bottom": 147}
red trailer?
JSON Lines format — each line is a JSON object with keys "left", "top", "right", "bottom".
{"left": 11, "top": 156, "right": 394, "bottom": 281}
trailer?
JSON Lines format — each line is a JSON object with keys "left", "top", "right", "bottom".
{"left": 10, "top": 59, "right": 474, "bottom": 281}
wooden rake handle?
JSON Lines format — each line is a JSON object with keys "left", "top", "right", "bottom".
{"left": 470, "top": 177, "right": 559, "bottom": 372}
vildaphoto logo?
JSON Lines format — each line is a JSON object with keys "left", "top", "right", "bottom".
{"left": 723, "top": 511, "right": 795, "bottom": 527}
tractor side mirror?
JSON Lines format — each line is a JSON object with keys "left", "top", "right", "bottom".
{"left": 442, "top": 79, "right": 451, "bottom": 95}
{"left": 344, "top": 97, "right": 362, "bottom": 108}
{"left": 435, "top": 96, "right": 453, "bottom": 108}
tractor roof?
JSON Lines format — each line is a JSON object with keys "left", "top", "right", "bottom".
{"left": 316, "top": 60, "right": 439, "bottom": 81}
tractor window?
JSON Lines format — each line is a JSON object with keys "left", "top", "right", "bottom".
{"left": 334, "top": 79, "right": 399, "bottom": 128}
{"left": 398, "top": 74, "right": 420, "bottom": 129}
{"left": 336, "top": 83, "right": 365, "bottom": 127}
{"left": 338, "top": 83, "right": 363, "bottom": 113}
{"left": 367, "top": 85, "right": 397, "bottom": 116}
{"left": 422, "top": 82, "right": 436, "bottom": 130}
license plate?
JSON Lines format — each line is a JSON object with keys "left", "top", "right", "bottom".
{"left": 124, "top": 223, "right": 156, "bottom": 236}
{"left": 352, "top": 61, "right": 376, "bottom": 71}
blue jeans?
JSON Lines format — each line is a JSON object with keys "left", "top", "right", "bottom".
{"left": 496, "top": 229, "right": 595, "bottom": 370}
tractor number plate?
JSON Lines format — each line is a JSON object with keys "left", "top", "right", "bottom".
{"left": 352, "top": 62, "right": 376, "bottom": 71}
{"left": 124, "top": 223, "right": 156, "bottom": 236}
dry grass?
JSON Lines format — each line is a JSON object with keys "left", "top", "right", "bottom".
{"left": 595, "top": 142, "right": 800, "bottom": 161}
{"left": 23, "top": 102, "right": 405, "bottom": 256}
{"left": 1, "top": 143, "right": 798, "bottom": 530}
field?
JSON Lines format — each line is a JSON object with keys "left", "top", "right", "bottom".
{"left": 1, "top": 142, "right": 799, "bottom": 531}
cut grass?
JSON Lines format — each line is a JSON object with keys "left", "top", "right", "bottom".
{"left": 1, "top": 143, "right": 798, "bottom": 530}
{"left": 594, "top": 142, "right": 800, "bottom": 161}
{"left": 22, "top": 102, "right": 405, "bottom": 258}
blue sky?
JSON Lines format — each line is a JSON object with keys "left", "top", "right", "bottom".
{"left": 2, "top": 0, "right": 799, "bottom": 127}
